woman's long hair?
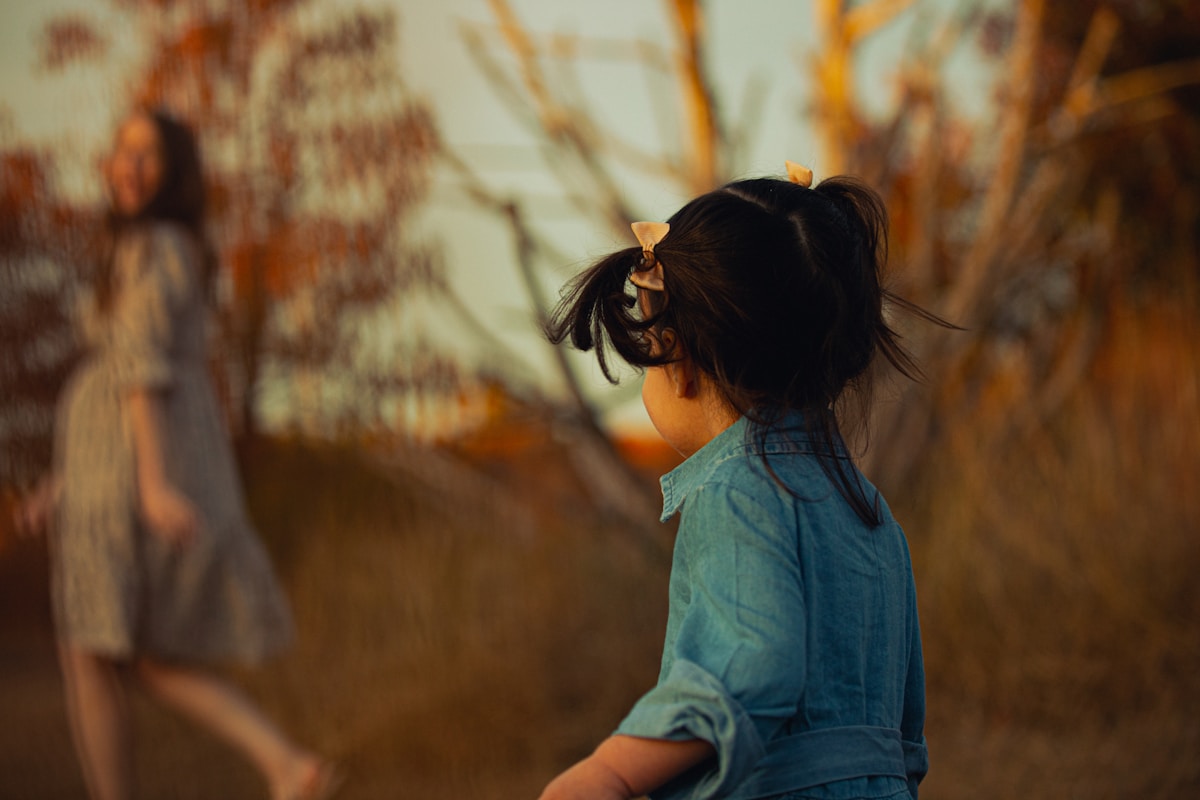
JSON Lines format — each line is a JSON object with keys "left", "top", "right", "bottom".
{"left": 95, "top": 109, "right": 215, "bottom": 312}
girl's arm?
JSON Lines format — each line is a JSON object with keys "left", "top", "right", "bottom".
{"left": 539, "top": 735, "right": 714, "bottom": 800}
{"left": 128, "top": 388, "right": 199, "bottom": 547}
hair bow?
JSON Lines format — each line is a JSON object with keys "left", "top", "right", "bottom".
{"left": 785, "top": 160, "right": 813, "bottom": 188}
{"left": 629, "top": 221, "right": 669, "bottom": 291}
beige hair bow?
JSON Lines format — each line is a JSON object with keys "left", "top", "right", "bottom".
{"left": 629, "top": 221, "right": 669, "bottom": 291}
{"left": 785, "top": 160, "right": 813, "bottom": 187}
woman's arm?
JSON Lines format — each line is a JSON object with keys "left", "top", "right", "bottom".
{"left": 127, "top": 388, "right": 199, "bottom": 547}
{"left": 539, "top": 735, "right": 714, "bottom": 800}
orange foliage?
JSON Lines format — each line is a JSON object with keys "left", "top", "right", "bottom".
{"left": 613, "top": 434, "right": 683, "bottom": 481}
{"left": 0, "top": 152, "right": 48, "bottom": 246}
{"left": 1, "top": 151, "right": 47, "bottom": 200}
{"left": 38, "top": 16, "right": 108, "bottom": 71}
{"left": 66, "top": 0, "right": 441, "bottom": 435}
{"left": 19, "top": 0, "right": 441, "bottom": 438}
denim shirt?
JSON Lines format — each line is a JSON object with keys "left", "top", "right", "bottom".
{"left": 615, "top": 416, "right": 928, "bottom": 800}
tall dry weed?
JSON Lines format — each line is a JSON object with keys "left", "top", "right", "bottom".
{"left": 237, "top": 438, "right": 671, "bottom": 799}
{"left": 902, "top": 297, "right": 1200, "bottom": 791}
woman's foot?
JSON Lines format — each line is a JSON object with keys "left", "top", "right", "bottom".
{"left": 272, "top": 754, "right": 343, "bottom": 800}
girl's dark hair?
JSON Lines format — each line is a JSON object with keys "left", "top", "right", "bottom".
{"left": 96, "top": 109, "right": 215, "bottom": 311}
{"left": 547, "top": 175, "right": 950, "bottom": 527}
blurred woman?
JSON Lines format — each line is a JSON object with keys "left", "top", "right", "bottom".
{"left": 18, "top": 109, "right": 339, "bottom": 800}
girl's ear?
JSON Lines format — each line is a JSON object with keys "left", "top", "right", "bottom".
{"left": 657, "top": 331, "right": 699, "bottom": 399}
{"left": 667, "top": 356, "right": 699, "bottom": 399}
{"left": 657, "top": 328, "right": 678, "bottom": 355}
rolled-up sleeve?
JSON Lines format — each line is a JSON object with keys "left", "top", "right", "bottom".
{"left": 616, "top": 659, "right": 763, "bottom": 800}
{"left": 616, "top": 482, "right": 808, "bottom": 799}
{"left": 109, "top": 229, "right": 192, "bottom": 390}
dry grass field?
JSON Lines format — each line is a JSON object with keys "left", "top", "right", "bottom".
{"left": 0, "top": 435, "right": 672, "bottom": 800}
{"left": 2, "top": 318, "right": 1198, "bottom": 800}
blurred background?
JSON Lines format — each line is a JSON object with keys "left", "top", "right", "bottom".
{"left": 1, "top": 0, "right": 1198, "bottom": 797}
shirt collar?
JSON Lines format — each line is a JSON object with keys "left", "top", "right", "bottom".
{"left": 657, "top": 410, "right": 828, "bottom": 521}
{"left": 658, "top": 415, "right": 751, "bottom": 521}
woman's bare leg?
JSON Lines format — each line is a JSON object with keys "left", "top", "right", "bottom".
{"left": 132, "top": 657, "right": 328, "bottom": 800}
{"left": 59, "top": 644, "right": 134, "bottom": 800}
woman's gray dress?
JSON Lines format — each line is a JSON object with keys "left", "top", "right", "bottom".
{"left": 52, "top": 222, "right": 293, "bottom": 663}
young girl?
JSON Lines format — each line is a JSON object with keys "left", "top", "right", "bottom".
{"left": 539, "top": 163, "right": 933, "bottom": 800}
{"left": 18, "top": 110, "right": 339, "bottom": 800}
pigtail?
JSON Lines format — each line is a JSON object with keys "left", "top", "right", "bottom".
{"left": 812, "top": 176, "right": 957, "bottom": 383}
{"left": 546, "top": 248, "right": 666, "bottom": 383}
{"left": 801, "top": 177, "right": 957, "bottom": 525}
{"left": 721, "top": 175, "right": 955, "bottom": 526}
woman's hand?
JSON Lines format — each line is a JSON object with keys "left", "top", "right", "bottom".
{"left": 537, "top": 756, "right": 634, "bottom": 800}
{"left": 14, "top": 476, "right": 60, "bottom": 538}
{"left": 126, "top": 388, "right": 199, "bottom": 548}
{"left": 139, "top": 480, "right": 200, "bottom": 548}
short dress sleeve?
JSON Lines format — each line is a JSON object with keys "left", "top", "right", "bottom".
{"left": 616, "top": 482, "right": 808, "bottom": 800}
{"left": 107, "top": 227, "right": 195, "bottom": 390}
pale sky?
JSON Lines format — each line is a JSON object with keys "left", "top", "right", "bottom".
{"left": 0, "top": 0, "right": 996, "bottom": 432}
